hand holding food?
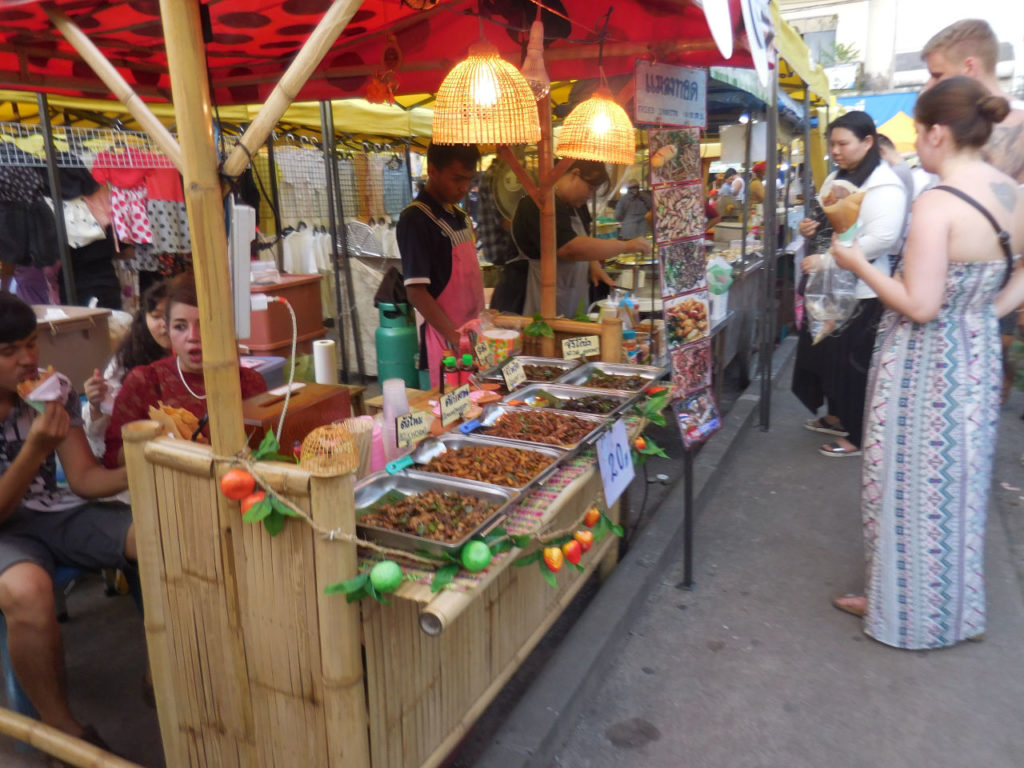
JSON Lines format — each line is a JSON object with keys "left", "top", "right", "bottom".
{"left": 626, "top": 237, "right": 652, "bottom": 256}
{"left": 830, "top": 235, "right": 866, "bottom": 271}
{"left": 798, "top": 218, "right": 820, "bottom": 238}
{"left": 25, "top": 400, "right": 71, "bottom": 454}
{"left": 84, "top": 368, "right": 108, "bottom": 409}
{"left": 800, "top": 254, "right": 824, "bottom": 274}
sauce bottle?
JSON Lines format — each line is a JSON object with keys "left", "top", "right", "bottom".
{"left": 458, "top": 353, "right": 476, "bottom": 386}
{"left": 442, "top": 356, "right": 460, "bottom": 392}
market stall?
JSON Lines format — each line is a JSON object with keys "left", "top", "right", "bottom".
{"left": 0, "top": 2, "right": 763, "bottom": 766}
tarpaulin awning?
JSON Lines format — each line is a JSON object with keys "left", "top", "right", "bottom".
{"left": 837, "top": 91, "right": 918, "bottom": 130}
{"left": 770, "top": 3, "right": 829, "bottom": 105}
{"left": 0, "top": 0, "right": 757, "bottom": 105}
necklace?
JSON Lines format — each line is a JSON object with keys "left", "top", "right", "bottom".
{"left": 176, "top": 357, "right": 207, "bottom": 400}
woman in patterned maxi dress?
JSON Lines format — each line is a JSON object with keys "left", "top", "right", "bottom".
{"left": 831, "top": 77, "right": 1024, "bottom": 649}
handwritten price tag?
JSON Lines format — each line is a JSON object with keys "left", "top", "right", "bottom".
{"left": 439, "top": 384, "right": 472, "bottom": 427}
{"left": 396, "top": 410, "right": 431, "bottom": 448}
{"left": 596, "top": 418, "right": 635, "bottom": 506}
{"left": 475, "top": 340, "right": 494, "bottom": 370}
{"left": 562, "top": 335, "right": 601, "bottom": 360}
{"left": 501, "top": 357, "right": 526, "bottom": 391}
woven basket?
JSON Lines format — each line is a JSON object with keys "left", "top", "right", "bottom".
{"left": 299, "top": 424, "right": 360, "bottom": 477}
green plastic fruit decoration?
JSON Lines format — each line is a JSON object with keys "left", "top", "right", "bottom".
{"left": 461, "top": 540, "right": 493, "bottom": 572}
{"left": 583, "top": 507, "right": 601, "bottom": 527}
{"left": 561, "top": 539, "right": 582, "bottom": 565}
{"left": 574, "top": 529, "right": 594, "bottom": 552}
{"left": 543, "top": 546, "right": 564, "bottom": 572}
{"left": 369, "top": 561, "right": 403, "bottom": 594}
{"left": 220, "top": 468, "right": 255, "bottom": 500}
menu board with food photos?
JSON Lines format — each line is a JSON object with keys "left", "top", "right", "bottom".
{"left": 649, "top": 122, "right": 722, "bottom": 448}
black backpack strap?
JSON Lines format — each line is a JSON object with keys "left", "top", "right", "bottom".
{"left": 932, "top": 185, "right": 1014, "bottom": 285}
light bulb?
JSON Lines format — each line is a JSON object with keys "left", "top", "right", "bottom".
{"left": 520, "top": 19, "right": 550, "bottom": 100}
{"left": 592, "top": 109, "right": 612, "bottom": 134}
{"left": 472, "top": 63, "right": 499, "bottom": 107}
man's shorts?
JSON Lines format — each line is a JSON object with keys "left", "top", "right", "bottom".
{"left": 999, "top": 313, "right": 1017, "bottom": 337}
{"left": 0, "top": 502, "right": 132, "bottom": 579}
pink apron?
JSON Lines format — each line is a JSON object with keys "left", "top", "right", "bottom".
{"left": 408, "top": 201, "right": 485, "bottom": 388}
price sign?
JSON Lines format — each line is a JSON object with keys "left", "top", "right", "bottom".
{"left": 396, "top": 410, "right": 431, "bottom": 448}
{"left": 501, "top": 357, "right": 526, "bottom": 391}
{"left": 475, "top": 340, "right": 494, "bottom": 371}
{"left": 439, "top": 384, "right": 472, "bottom": 427}
{"left": 562, "top": 335, "right": 601, "bottom": 360}
{"left": 596, "top": 419, "right": 635, "bottom": 506}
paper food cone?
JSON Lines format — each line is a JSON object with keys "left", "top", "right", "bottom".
{"left": 22, "top": 371, "right": 72, "bottom": 413}
{"left": 822, "top": 190, "right": 865, "bottom": 235}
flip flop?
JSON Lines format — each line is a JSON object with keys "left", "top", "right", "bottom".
{"left": 820, "top": 441, "right": 862, "bottom": 457}
{"left": 832, "top": 594, "right": 866, "bottom": 617}
{"left": 804, "top": 418, "right": 849, "bottom": 437}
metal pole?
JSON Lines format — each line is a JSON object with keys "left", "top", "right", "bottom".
{"left": 803, "top": 90, "right": 812, "bottom": 220}
{"left": 265, "top": 136, "right": 284, "bottom": 272}
{"left": 739, "top": 116, "right": 753, "bottom": 264}
{"left": 37, "top": 93, "right": 76, "bottom": 304}
{"left": 681, "top": 448, "right": 694, "bottom": 588}
{"left": 759, "top": 52, "right": 780, "bottom": 431}
{"left": 319, "top": 100, "right": 351, "bottom": 383}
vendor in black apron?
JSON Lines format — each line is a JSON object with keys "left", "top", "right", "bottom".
{"left": 398, "top": 143, "right": 485, "bottom": 388}
{"left": 508, "top": 160, "right": 651, "bottom": 318}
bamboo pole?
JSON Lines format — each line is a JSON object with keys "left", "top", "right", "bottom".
{"left": 0, "top": 707, "right": 143, "bottom": 768}
{"left": 221, "top": 0, "right": 365, "bottom": 179}
{"left": 122, "top": 421, "right": 183, "bottom": 768}
{"left": 538, "top": 97, "right": 557, "bottom": 321}
{"left": 43, "top": 6, "right": 183, "bottom": 172}
{"left": 309, "top": 472, "right": 371, "bottom": 768}
{"left": 159, "top": 0, "right": 246, "bottom": 460}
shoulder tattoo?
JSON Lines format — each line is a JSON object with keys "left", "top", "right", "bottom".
{"left": 990, "top": 181, "right": 1017, "bottom": 213}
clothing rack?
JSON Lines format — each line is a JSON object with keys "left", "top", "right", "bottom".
{"left": 0, "top": 122, "right": 176, "bottom": 169}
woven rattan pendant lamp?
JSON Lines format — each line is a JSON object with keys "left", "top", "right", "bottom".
{"left": 557, "top": 82, "right": 635, "bottom": 165}
{"left": 433, "top": 39, "right": 541, "bottom": 145}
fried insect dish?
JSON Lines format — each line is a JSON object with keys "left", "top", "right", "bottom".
{"left": 522, "top": 364, "right": 565, "bottom": 381}
{"left": 359, "top": 489, "right": 498, "bottom": 542}
{"left": 585, "top": 371, "right": 649, "bottom": 391}
{"left": 482, "top": 410, "right": 595, "bottom": 446}
{"left": 559, "top": 394, "right": 621, "bottom": 415}
{"left": 420, "top": 445, "right": 555, "bottom": 487}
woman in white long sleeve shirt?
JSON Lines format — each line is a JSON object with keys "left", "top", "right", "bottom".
{"left": 792, "top": 111, "right": 907, "bottom": 457}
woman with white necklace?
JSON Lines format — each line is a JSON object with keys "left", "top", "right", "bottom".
{"left": 103, "top": 273, "right": 266, "bottom": 467}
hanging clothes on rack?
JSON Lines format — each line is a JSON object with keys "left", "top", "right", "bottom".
{"left": 0, "top": 147, "right": 58, "bottom": 268}
{"left": 382, "top": 159, "right": 411, "bottom": 220}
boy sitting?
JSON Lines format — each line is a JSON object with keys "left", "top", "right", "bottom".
{"left": 0, "top": 292, "right": 134, "bottom": 751}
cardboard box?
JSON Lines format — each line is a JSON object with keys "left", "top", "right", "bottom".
{"left": 33, "top": 305, "right": 112, "bottom": 393}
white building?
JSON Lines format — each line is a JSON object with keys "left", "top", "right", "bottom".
{"left": 778, "top": 0, "right": 1022, "bottom": 96}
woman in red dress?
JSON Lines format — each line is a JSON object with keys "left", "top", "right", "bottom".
{"left": 104, "top": 273, "right": 267, "bottom": 467}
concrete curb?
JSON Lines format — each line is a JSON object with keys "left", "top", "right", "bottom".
{"left": 474, "top": 337, "right": 798, "bottom": 768}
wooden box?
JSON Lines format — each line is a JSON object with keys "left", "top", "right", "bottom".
{"left": 240, "top": 274, "right": 326, "bottom": 354}
{"left": 243, "top": 382, "right": 351, "bottom": 452}
{"left": 32, "top": 305, "right": 112, "bottom": 393}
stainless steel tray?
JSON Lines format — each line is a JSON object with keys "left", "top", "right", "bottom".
{"left": 479, "top": 355, "right": 582, "bottom": 384}
{"left": 460, "top": 404, "right": 608, "bottom": 451}
{"left": 388, "top": 433, "right": 565, "bottom": 492}
{"left": 354, "top": 471, "right": 517, "bottom": 557}
{"left": 500, "top": 383, "right": 639, "bottom": 419}
{"left": 552, "top": 362, "right": 667, "bottom": 393}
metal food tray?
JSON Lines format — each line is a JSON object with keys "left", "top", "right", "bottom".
{"left": 461, "top": 404, "right": 609, "bottom": 452}
{"left": 354, "top": 471, "right": 517, "bottom": 557}
{"left": 479, "top": 355, "right": 582, "bottom": 384}
{"left": 552, "top": 361, "right": 667, "bottom": 393}
{"left": 402, "top": 433, "right": 566, "bottom": 492}
{"left": 500, "top": 383, "right": 639, "bottom": 419}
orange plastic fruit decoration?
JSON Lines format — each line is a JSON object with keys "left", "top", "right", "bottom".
{"left": 583, "top": 507, "right": 601, "bottom": 527}
{"left": 220, "top": 468, "right": 256, "bottom": 500}
{"left": 562, "top": 539, "right": 582, "bottom": 565}
{"left": 574, "top": 529, "right": 594, "bottom": 552}
{"left": 542, "top": 546, "right": 564, "bottom": 572}
{"left": 240, "top": 491, "right": 266, "bottom": 515}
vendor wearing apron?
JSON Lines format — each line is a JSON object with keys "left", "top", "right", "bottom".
{"left": 398, "top": 143, "right": 484, "bottom": 389}
{"left": 513, "top": 160, "right": 652, "bottom": 318}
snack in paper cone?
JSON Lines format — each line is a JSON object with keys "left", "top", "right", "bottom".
{"left": 17, "top": 366, "right": 56, "bottom": 401}
{"left": 819, "top": 179, "right": 865, "bottom": 235}
{"left": 148, "top": 401, "right": 202, "bottom": 441}
{"left": 17, "top": 367, "right": 73, "bottom": 412}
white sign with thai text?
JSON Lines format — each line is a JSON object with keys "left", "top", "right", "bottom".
{"left": 635, "top": 60, "right": 707, "bottom": 129}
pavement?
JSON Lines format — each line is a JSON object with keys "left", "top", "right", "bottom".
{"left": 475, "top": 339, "right": 1024, "bottom": 768}
{"left": 4, "top": 338, "right": 1024, "bottom": 768}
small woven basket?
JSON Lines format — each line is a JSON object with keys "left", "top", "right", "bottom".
{"left": 299, "top": 424, "right": 360, "bottom": 477}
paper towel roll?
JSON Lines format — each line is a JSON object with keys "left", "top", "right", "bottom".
{"left": 313, "top": 339, "right": 338, "bottom": 384}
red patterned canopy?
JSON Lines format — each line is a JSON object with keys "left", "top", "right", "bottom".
{"left": 0, "top": 0, "right": 754, "bottom": 105}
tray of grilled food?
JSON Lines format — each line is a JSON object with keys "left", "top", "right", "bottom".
{"left": 459, "top": 404, "right": 608, "bottom": 451}
{"left": 552, "top": 361, "right": 667, "bottom": 393}
{"left": 354, "top": 471, "right": 517, "bottom": 557}
{"left": 384, "top": 433, "right": 566, "bottom": 492}
{"left": 501, "top": 383, "right": 639, "bottom": 418}
{"left": 478, "top": 355, "right": 583, "bottom": 387}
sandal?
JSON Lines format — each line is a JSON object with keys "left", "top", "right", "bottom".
{"left": 820, "top": 441, "right": 862, "bottom": 457}
{"left": 804, "top": 418, "right": 849, "bottom": 437}
{"left": 832, "top": 594, "right": 866, "bottom": 617}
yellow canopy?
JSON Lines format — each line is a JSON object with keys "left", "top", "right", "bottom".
{"left": 877, "top": 111, "right": 917, "bottom": 154}
{"left": 771, "top": 4, "right": 831, "bottom": 105}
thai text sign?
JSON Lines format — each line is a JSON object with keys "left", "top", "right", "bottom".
{"left": 396, "top": 410, "right": 431, "bottom": 448}
{"left": 562, "top": 335, "right": 600, "bottom": 360}
{"left": 440, "top": 385, "right": 471, "bottom": 427}
{"left": 635, "top": 60, "right": 707, "bottom": 128}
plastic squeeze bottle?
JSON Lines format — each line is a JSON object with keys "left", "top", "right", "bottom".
{"left": 458, "top": 353, "right": 476, "bottom": 386}
{"left": 442, "top": 356, "right": 460, "bottom": 392}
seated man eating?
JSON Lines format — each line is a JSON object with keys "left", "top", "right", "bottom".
{"left": 0, "top": 292, "right": 134, "bottom": 752}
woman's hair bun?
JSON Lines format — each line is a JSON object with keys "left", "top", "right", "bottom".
{"left": 977, "top": 94, "right": 1010, "bottom": 123}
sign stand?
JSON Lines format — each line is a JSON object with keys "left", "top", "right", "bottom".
{"left": 679, "top": 448, "right": 695, "bottom": 589}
